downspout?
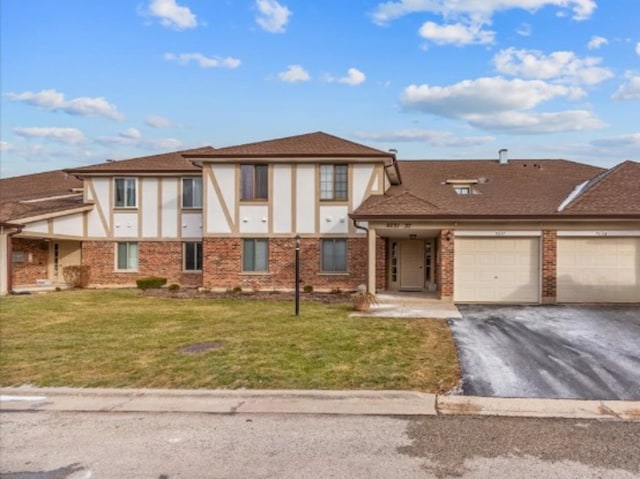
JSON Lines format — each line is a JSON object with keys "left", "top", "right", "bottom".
{"left": 352, "top": 219, "right": 368, "bottom": 234}
{"left": 2, "top": 223, "right": 24, "bottom": 295}
{"left": 353, "top": 219, "right": 376, "bottom": 293}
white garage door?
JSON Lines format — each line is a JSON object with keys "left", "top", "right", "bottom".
{"left": 557, "top": 237, "right": 640, "bottom": 303}
{"left": 454, "top": 238, "right": 540, "bottom": 303}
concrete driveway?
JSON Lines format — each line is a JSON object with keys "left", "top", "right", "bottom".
{"left": 449, "top": 305, "right": 640, "bottom": 400}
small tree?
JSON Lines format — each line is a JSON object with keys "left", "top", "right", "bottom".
{"left": 62, "top": 265, "right": 91, "bottom": 288}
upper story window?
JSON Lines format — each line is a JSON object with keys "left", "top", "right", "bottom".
{"left": 182, "top": 177, "right": 203, "bottom": 208}
{"left": 446, "top": 179, "right": 478, "bottom": 196}
{"left": 114, "top": 178, "right": 136, "bottom": 208}
{"left": 320, "top": 164, "right": 348, "bottom": 201}
{"left": 241, "top": 165, "right": 268, "bottom": 201}
{"left": 454, "top": 186, "right": 470, "bottom": 195}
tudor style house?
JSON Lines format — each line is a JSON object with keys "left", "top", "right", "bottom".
{"left": 1, "top": 132, "right": 639, "bottom": 303}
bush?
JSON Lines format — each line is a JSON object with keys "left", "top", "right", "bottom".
{"left": 62, "top": 265, "right": 91, "bottom": 288}
{"left": 303, "top": 285, "right": 314, "bottom": 293}
{"left": 168, "top": 283, "right": 180, "bottom": 292}
{"left": 232, "top": 286, "right": 242, "bottom": 293}
{"left": 136, "top": 277, "right": 167, "bottom": 290}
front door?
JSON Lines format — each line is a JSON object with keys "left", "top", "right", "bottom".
{"left": 400, "top": 240, "right": 424, "bottom": 291}
{"left": 51, "top": 241, "right": 82, "bottom": 284}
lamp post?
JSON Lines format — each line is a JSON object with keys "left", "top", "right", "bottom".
{"left": 295, "top": 234, "right": 301, "bottom": 316}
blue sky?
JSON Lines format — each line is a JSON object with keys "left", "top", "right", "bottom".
{"left": 1, "top": 0, "right": 639, "bottom": 177}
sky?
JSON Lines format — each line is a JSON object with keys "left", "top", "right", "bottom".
{"left": 1, "top": 0, "right": 639, "bottom": 178}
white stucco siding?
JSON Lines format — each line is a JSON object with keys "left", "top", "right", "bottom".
{"left": 113, "top": 212, "right": 138, "bottom": 238}
{"left": 319, "top": 205, "right": 349, "bottom": 234}
{"left": 23, "top": 220, "right": 48, "bottom": 234}
{"left": 141, "top": 178, "right": 159, "bottom": 238}
{"left": 52, "top": 214, "right": 84, "bottom": 237}
{"left": 161, "top": 178, "right": 179, "bottom": 238}
{"left": 87, "top": 209, "right": 107, "bottom": 237}
{"left": 181, "top": 213, "right": 203, "bottom": 238}
{"left": 89, "top": 178, "right": 111, "bottom": 236}
{"left": 239, "top": 205, "right": 269, "bottom": 234}
{"left": 352, "top": 164, "right": 375, "bottom": 209}
{"left": 296, "top": 165, "right": 315, "bottom": 234}
{"left": 206, "top": 165, "right": 234, "bottom": 233}
{"left": 272, "top": 165, "right": 292, "bottom": 233}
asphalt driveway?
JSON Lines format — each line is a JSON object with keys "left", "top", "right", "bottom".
{"left": 449, "top": 305, "right": 640, "bottom": 400}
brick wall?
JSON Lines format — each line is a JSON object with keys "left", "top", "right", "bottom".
{"left": 438, "top": 229, "right": 454, "bottom": 299}
{"left": 202, "top": 236, "right": 372, "bottom": 291}
{"left": 542, "top": 230, "right": 557, "bottom": 302}
{"left": 11, "top": 238, "right": 49, "bottom": 285}
{"left": 82, "top": 241, "right": 203, "bottom": 287}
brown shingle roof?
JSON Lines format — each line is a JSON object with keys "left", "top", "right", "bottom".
{"left": 0, "top": 170, "right": 83, "bottom": 204}
{"left": 0, "top": 196, "right": 87, "bottom": 223}
{"left": 561, "top": 160, "right": 640, "bottom": 214}
{"left": 185, "top": 132, "right": 394, "bottom": 159}
{"left": 353, "top": 159, "right": 606, "bottom": 218}
{"left": 65, "top": 147, "right": 215, "bottom": 174}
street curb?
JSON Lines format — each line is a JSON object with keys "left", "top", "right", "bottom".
{"left": 1, "top": 387, "right": 639, "bottom": 421}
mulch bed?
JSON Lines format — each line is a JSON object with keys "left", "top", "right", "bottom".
{"left": 142, "top": 288, "right": 352, "bottom": 304}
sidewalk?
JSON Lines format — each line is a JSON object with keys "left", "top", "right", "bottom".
{"left": 2, "top": 387, "right": 639, "bottom": 421}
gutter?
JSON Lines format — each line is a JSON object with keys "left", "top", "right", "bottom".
{"left": 1, "top": 222, "right": 24, "bottom": 295}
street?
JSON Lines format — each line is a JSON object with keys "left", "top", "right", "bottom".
{"left": 1, "top": 411, "right": 638, "bottom": 478}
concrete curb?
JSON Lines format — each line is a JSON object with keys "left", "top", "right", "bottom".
{"left": 1, "top": 387, "right": 639, "bottom": 421}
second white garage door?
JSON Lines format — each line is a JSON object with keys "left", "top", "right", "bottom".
{"left": 454, "top": 237, "right": 540, "bottom": 303}
{"left": 557, "top": 237, "right": 640, "bottom": 303}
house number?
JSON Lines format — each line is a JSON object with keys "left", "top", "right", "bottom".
{"left": 386, "top": 223, "right": 412, "bottom": 228}
{"left": 495, "top": 231, "right": 506, "bottom": 236}
{"left": 596, "top": 231, "right": 608, "bottom": 236}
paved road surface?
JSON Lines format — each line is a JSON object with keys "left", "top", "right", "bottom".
{"left": 1, "top": 411, "right": 638, "bottom": 478}
{"left": 450, "top": 305, "right": 640, "bottom": 400}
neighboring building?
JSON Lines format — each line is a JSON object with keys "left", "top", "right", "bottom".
{"left": 1, "top": 132, "right": 638, "bottom": 303}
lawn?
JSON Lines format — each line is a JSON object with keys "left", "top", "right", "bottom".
{"left": 0, "top": 289, "right": 459, "bottom": 392}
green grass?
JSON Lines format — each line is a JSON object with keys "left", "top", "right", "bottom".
{"left": 0, "top": 289, "right": 459, "bottom": 392}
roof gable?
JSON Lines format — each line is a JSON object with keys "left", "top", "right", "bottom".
{"left": 185, "top": 132, "right": 394, "bottom": 159}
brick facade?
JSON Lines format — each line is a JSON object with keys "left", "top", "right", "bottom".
{"left": 11, "top": 238, "right": 50, "bottom": 286}
{"left": 82, "top": 241, "right": 203, "bottom": 287}
{"left": 202, "top": 236, "right": 376, "bottom": 292}
{"left": 542, "top": 230, "right": 557, "bottom": 303}
{"left": 437, "top": 229, "right": 454, "bottom": 299}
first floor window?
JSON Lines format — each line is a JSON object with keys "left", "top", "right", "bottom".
{"left": 243, "top": 239, "right": 268, "bottom": 272}
{"left": 184, "top": 242, "right": 202, "bottom": 271}
{"left": 117, "top": 242, "right": 138, "bottom": 270}
{"left": 115, "top": 178, "right": 137, "bottom": 208}
{"left": 182, "top": 177, "right": 203, "bottom": 208}
{"left": 321, "top": 239, "right": 347, "bottom": 272}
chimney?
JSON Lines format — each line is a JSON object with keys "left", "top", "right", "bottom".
{"left": 499, "top": 148, "right": 508, "bottom": 165}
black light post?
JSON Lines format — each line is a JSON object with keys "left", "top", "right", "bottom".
{"left": 295, "top": 234, "right": 301, "bottom": 316}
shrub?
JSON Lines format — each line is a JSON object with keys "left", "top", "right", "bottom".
{"left": 136, "top": 277, "right": 167, "bottom": 290}
{"left": 330, "top": 287, "right": 342, "bottom": 294}
{"left": 168, "top": 284, "right": 180, "bottom": 292}
{"left": 303, "top": 285, "right": 314, "bottom": 293}
{"left": 232, "top": 286, "right": 242, "bottom": 293}
{"left": 62, "top": 265, "right": 91, "bottom": 288}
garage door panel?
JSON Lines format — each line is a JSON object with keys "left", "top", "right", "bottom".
{"left": 454, "top": 237, "right": 540, "bottom": 303}
{"left": 557, "top": 238, "right": 639, "bottom": 303}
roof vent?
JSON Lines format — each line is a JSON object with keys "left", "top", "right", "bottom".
{"left": 499, "top": 148, "right": 508, "bottom": 165}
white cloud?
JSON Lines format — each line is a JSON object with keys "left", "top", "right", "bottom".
{"left": 145, "top": 115, "right": 174, "bottom": 128}
{"left": 277, "top": 65, "right": 310, "bottom": 83}
{"left": 255, "top": 0, "right": 291, "bottom": 33}
{"left": 164, "top": 52, "right": 241, "bottom": 69}
{"left": 466, "top": 110, "right": 605, "bottom": 133}
{"left": 493, "top": 48, "right": 613, "bottom": 85}
{"left": 587, "top": 35, "right": 608, "bottom": 50}
{"left": 0, "top": 141, "right": 15, "bottom": 152}
{"left": 371, "top": 0, "right": 596, "bottom": 25}
{"left": 6, "top": 89, "right": 124, "bottom": 121}
{"left": 119, "top": 128, "right": 141, "bottom": 140}
{"left": 146, "top": 0, "right": 198, "bottom": 30}
{"left": 337, "top": 68, "right": 366, "bottom": 86}
{"left": 612, "top": 74, "right": 640, "bottom": 101}
{"left": 591, "top": 133, "right": 640, "bottom": 148}
{"left": 355, "top": 129, "right": 494, "bottom": 147}
{"left": 636, "top": 42, "right": 640, "bottom": 56}
{"left": 419, "top": 21, "right": 494, "bottom": 45}
{"left": 13, "top": 127, "right": 85, "bottom": 144}
{"left": 516, "top": 23, "right": 532, "bottom": 36}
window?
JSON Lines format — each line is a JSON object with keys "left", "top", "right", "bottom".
{"left": 115, "top": 178, "right": 136, "bottom": 208}
{"left": 241, "top": 165, "right": 268, "bottom": 201}
{"left": 182, "top": 177, "right": 203, "bottom": 208}
{"left": 321, "top": 239, "right": 347, "bottom": 272}
{"left": 116, "top": 242, "right": 138, "bottom": 270}
{"left": 183, "top": 242, "right": 202, "bottom": 271}
{"left": 243, "top": 239, "right": 268, "bottom": 272}
{"left": 454, "top": 186, "right": 471, "bottom": 195}
{"left": 320, "top": 164, "right": 348, "bottom": 201}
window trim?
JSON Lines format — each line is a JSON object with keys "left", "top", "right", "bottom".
{"left": 242, "top": 238, "right": 269, "bottom": 273}
{"left": 115, "top": 242, "right": 138, "bottom": 272}
{"left": 183, "top": 241, "right": 203, "bottom": 272}
{"left": 114, "top": 177, "right": 137, "bottom": 209}
{"left": 181, "top": 177, "right": 203, "bottom": 209}
{"left": 319, "top": 164, "right": 349, "bottom": 202}
{"left": 320, "top": 238, "right": 348, "bottom": 273}
{"left": 240, "top": 164, "right": 269, "bottom": 202}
